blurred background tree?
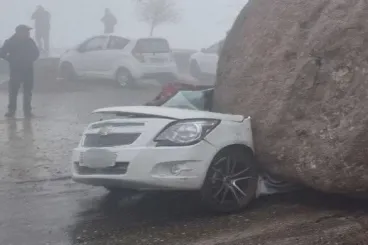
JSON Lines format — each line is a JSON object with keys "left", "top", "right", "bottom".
{"left": 136, "top": 0, "right": 180, "bottom": 36}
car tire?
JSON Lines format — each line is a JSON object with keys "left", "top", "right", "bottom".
{"left": 59, "top": 62, "right": 77, "bottom": 82}
{"left": 116, "top": 68, "right": 136, "bottom": 88}
{"left": 190, "top": 61, "right": 202, "bottom": 79}
{"left": 201, "top": 146, "right": 258, "bottom": 213}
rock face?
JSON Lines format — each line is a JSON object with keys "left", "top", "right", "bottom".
{"left": 214, "top": 0, "right": 368, "bottom": 194}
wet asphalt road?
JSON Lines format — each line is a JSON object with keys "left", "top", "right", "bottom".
{"left": 1, "top": 79, "right": 368, "bottom": 245}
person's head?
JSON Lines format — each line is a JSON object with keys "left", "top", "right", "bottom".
{"left": 15, "top": 25, "right": 32, "bottom": 39}
{"left": 105, "top": 8, "right": 110, "bottom": 14}
{"left": 36, "top": 5, "right": 44, "bottom": 11}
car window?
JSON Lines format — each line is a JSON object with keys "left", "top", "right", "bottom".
{"left": 134, "top": 38, "right": 170, "bottom": 53}
{"left": 82, "top": 36, "right": 108, "bottom": 52}
{"left": 107, "top": 36, "right": 130, "bottom": 50}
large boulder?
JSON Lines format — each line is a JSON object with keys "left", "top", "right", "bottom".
{"left": 214, "top": 0, "right": 368, "bottom": 194}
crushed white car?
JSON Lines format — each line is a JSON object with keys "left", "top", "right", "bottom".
{"left": 72, "top": 102, "right": 296, "bottom": 213}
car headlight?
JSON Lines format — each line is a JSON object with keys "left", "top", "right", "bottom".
{"left": 154, "top": 119, "right": 220, "bottom": 146}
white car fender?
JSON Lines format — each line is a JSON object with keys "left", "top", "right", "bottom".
{"left": 112, "top": 56, "right": 138, "bottom": 78}
{"left": 189, "top": 53, "right": 200, "bottom": 65}
{"left": 204, "top": 117, "right": 254, "bottom": 153}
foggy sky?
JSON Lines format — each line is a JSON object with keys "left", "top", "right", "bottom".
{"left": 0, "top": 0, "right": 248, "bottom": 50}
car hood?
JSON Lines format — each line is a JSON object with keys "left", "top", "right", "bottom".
{"left": 93, "top": 106, "right": 245, "bottom": 122}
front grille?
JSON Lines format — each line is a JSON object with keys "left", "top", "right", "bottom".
{"left": 75, "top": 162, "right": 129, "bottom": 175}
{"left": 83, "top": 133, "right": 140, "bottom": 147}
{"left": 91, "top": 122, "right": 145, "bottom": 129}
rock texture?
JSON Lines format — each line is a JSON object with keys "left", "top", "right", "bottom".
{"left": 214, "top": 0, "right": 368, "bottom": 193}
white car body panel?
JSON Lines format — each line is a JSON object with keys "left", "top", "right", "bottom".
{"left": 72, "top": 106, "right": 253, "bottom": 191}
{"left": 59, "top": 35, "right": 178, "bottom": 81}
{"left": 190, "top": 52, "right": 218, "bottom": 75}
{"left": 189, "top": 41, "right": 222, "bottom": 76}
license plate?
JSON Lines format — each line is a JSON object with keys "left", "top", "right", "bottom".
{"left": 150, "top": 58, "right": 166, "bottom": 63}
{"left": 80, "top": 149, "right": 116, "bottom": 168}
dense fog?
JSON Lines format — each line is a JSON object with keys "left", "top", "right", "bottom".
{"left": 0, "top": 0, "right": 248, "bottom": 50}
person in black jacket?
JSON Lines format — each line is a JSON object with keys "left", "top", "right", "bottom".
{"left": 31, "top": 5, "right": 51, "bottom": 55}
{"left": 101, "top": 8, "right": 117, "bottom": 34}
{"left": 0, "top": 25, "right": 40, "bottom": 118}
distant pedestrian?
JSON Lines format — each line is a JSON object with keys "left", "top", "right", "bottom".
{"left": 0, "top": 25, "right": 39, "bottom": 118}
{"left": 31, "top": 5, "right": 51, "bottom": 55}
{"left": 101, "top": 8, "right": 117, "bottom": 34}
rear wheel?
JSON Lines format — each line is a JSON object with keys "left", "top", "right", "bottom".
{"left": 116, "top": 68, "right": 135, "bottom": 88}
{"left": 59, "top": 62, "right": 77, "bottom": 82}
{"left": 201, "top": 146, "right": 258, "bottom": 213}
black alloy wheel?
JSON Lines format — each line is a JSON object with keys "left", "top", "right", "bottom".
{"left": 116, "top": 68, "right": 135, "bottom": 88}
{"left": 201, "top": 147, "right": 258, "bottom": 213}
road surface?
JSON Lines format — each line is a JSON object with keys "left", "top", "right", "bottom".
{"left": 0, "top": 79, "right": 367, "bottom": 245}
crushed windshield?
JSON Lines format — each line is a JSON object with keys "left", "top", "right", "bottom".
{"left": 161, "top": 90, "right": 206, "bottom": 110}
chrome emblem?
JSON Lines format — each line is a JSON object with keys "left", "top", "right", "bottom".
{"left": 98, "top": 126, "right": 112, "bottom": 136}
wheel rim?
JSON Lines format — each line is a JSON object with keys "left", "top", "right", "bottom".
{"left": 210, "top": 156, "right": 254, "bottom": 206}
{"left": 117, "top": 72, "right": 129, "bottom": 87}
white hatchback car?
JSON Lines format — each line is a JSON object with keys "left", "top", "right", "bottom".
{"left": 59, "top": 35, "right": 178, "bottom": 87}
{"left": 189, "top": 40, "right": 224, "bottom": 78}
{"left": 72, "top": 103, "right": 296, "bottom": 213}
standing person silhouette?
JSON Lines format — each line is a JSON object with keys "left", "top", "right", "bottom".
{"left": 0, "top": 25, "right": 39, "bottom": 118}
{"left": 31, "top": 5, "right": 51, "bottom": 56}
{"left": 101, "top": 8, "right": 117, "bottom": 34}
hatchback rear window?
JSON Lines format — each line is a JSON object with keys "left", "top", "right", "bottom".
{"left": 134, "top": 38, "right": 170, "bottom": 53}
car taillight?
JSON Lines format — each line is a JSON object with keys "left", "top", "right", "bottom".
{"left": 132, "top": 52, "right": 145, "bottom": 63}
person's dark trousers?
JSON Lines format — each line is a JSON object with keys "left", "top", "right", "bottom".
{"left": 35, "top": 30, "right": 50, "bottom": 54}
{"left": 43, "top": 30, "right": 50, "bottom": 54}
{"left": 104, "top": 26, "right": 114, "bottom": 34}
{"left": 8, "top": 67, "right": 34, "bottom": 114}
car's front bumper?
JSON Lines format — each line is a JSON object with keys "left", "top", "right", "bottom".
{"left": 71, "top": 141, "right": 217, "bottom": 190}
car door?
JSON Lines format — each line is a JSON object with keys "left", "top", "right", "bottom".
{"left": 201, "top": 42, "right": 220, "bottom": 75}
{"left": 76, "top": 36, "right": 109, "bottom": 76}
{"left": 102, "top": 36, "right": 130, "bottom": 73}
